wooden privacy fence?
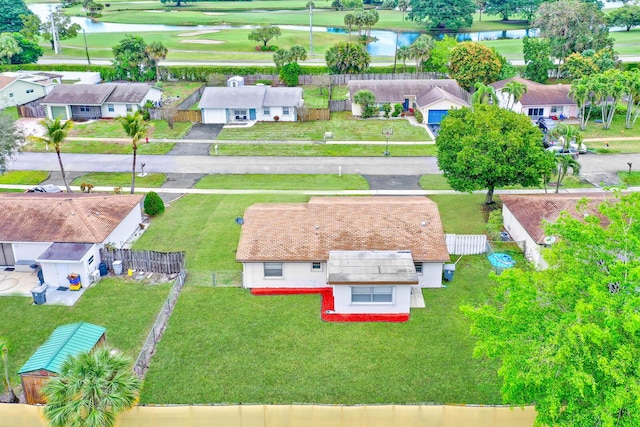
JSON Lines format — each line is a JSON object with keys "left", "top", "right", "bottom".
{"left": 17, "top": 98, "right": 46, "bottom": 118}
{"left": 330, "top": 72, "right": 446, "bottom": 85}
{"left": 300, "top": 108, "right": 330, "bottom": 121}
{"left": 445, "top": 234, "right": 488, "bottom": 255}
{"left": 100, "top": 249, "right": 185, "bottom": 274}
{"left": 148, "top": 109, "right": 201, "bottom": 122}
{"left": 176, "top": 85, "right": 205, "bottom": 110}
{"left": 329, "top": 99, "right": 351, "bottom": 112}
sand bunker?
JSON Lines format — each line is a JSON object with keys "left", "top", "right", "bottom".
{"left": 180, "top": 39, "right": 225, "bottom": 45}
{"left": 178, "top": 29, "right": 220, "bottom": 37}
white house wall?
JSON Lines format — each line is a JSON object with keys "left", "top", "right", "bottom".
{"left": 201, "top": 108, "right": 227, "bottom": 124}
{"left": 3, "top": 242, "right": 52, "bottom": 271}
{"left": 242, "top": 262, "right": 327, "bottom": 288}
{"left": 332, "top": 285, "right": 411, "bottom": 314}
{"left": 103, "top": 205, "right": 142, "bottom": 248}
{"left": 38, "top": 244, "right": 99, "bottom": 288}
{"left": 502, "top": 205, "right": 544, "bottom": 269}
{"left": 0, "top": 80, "right": 49, "bottom": 109}
{"left": 417, "top": 262, "right": 444, "bottom": 288}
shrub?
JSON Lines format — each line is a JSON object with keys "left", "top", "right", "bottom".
{"left": 486, "top": 208, "right": 504, "bottom": 240}
{"left": 280, "top": 62, "right": 301, "bottom": 87}
{"left": 392, "top": 103, "right": 403, "bottom": 117}
{"left": 382, "top": 103, "right": 391, "bottom": 118}
{"left": 144, "top": 191, "right": 165, "bottom": 216}
{"left": 273, "top": 115, "right": 280, "bottom": 121}
{"left": 414, "top": 110, "right": 424, "bottom": 123}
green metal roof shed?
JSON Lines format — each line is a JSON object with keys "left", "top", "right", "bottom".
{"left": 19, "top": 322, "right": 106, "bottom": 405}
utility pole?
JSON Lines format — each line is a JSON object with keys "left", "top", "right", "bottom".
{"left": 308, "top": 1, "right": 314, "bottom": 57}
{"left": 83, "top": 28, "right": 91, "bottom": 65}
{"left": 49, "top": 6, "right": 61, "bottom": 55}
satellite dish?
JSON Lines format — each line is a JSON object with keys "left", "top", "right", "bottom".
{"left": 235, "top": 217, "right": 244, "bottom": 225}
{"left": 543, "top": 236, "right": 556, "bottom": 245}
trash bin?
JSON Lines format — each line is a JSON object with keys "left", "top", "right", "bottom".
{"left": 31, "top": 285, "right": 47, "bottom": 305}
{"left": 99, "top": 262, "right": 108, "bottom": 276}
{"left": 500, "top": 231, "right": 510, "bottom": 242}
{"left": 113, "top": 260, "right": 123, "bottom": 275}
{"left": 443, "top": 264, "right": 456, "bottom": 282}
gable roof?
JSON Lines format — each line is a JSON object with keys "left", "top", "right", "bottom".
{"left": 40, "top": 84, "right": 115, "bottom": 105}
{"left": 416, "top": 85, "right": 469, "bottom": 108}
{"left": 236, "top": 196, "right": 450, "bottom": 262}
{"left": 198, "top": 86, "right": 303, "bottom": 109}
{"left": 0, "top": 194, "right": 142, "bottom": 243}
{"left": 347, "top": 79, "right": 470, "bottom": 107}
{"left": 105, "top": 83, "right": 156, "bottom": 103}
{"left": 501, "top": 193, "right": 614, "bottom": 244}
{"left": 0, "top": 76, "right": 17, "bottom": 90}
{"left": 19, "top": 322, "right": 106, "bottom": 375}
{"left": 491, "top": 77, "right": 575, "bottom": 107}
{"left": 490, "top": 76, "right": 542, "bottom": 91}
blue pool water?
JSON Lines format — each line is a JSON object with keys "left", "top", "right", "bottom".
{"left": 488, "top": 253, "right": 516, "bottom": 269}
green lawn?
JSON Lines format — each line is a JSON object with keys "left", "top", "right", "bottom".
{"left": 303, "top": 86, "right": 330, "bottom": 109}
{"left": 573, "top": 114, "right": 640, "bottom": 140}
{"left": 211, "top": 143, "right": 437, "bottom": 156}
{"left": 22, "top": 139, "right": 175, "bottom": 155}
{"left": 0, "top": 279, "right": 171, "bottom": 388}
{"left": 420, "top": 174, "right": 593, "bottom": 192}
{"left": 70, "top": 172, "right": 167, "bottom": 188}
{"left": 217, "top": 112, "right": 431, "bottom": 141}
{"left": 194, "top": 174, "right": 369, "bottom": 190}
{"left": 69, "top": 120, "right": 192, "bottom": 139}
{"left": 429, "top": 194, "right": 489, "bottom": 234}
{"left": 158, "top": 81, "right": 203, "bottom": 108}
{"left": 0, "top": 106, "right": 19, "bottom": 120}
{"left": 619, "top": 171, "right": 640, "bottom": 186}
{"left": 0, "top": 170, "right": 48, "bottom": 184}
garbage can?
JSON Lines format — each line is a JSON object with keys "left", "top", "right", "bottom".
{"left": 113, "top": 260, "right": 123, "bottom": 275}
{"left": 99, "top": 262, "right": 108, "bottom": 276}
{"left": 443, "top": 264, "right": 456, "bottom": 282}
{"left": 31, "top": 285, "right": 47, "bottom": 305}
{"left": 500, "top": 231, "right": 510, "bottom": 242}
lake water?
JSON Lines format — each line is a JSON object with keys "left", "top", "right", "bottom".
{"left": 30, "top": 3, "right": 540, "bottom": 56}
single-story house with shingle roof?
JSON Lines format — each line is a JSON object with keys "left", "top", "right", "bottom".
{"left": 347, "top": 79, "right": 470, "bottom": 124}
{"left": 19, "top": 322, "right": 106, "bottom": 404}
{"left": 198, "top": 84, "right": 304, "bottom": 124}
{"left": 236, "top": 197, "right": 450, "bottom": 318}
{"left": 0, "top": 72, "right": 60, "bottom": 109}
{"left": 40, "top": 83, "right": 162, "bottom": 120}
{"left": 501, "top": 193, "right": 613, "bottom": 269}
{"left": 491, "top": 77, "right": 578, "bottom": 120}
{"left": 0, "top": 193, "right": 143, "bottom": 287}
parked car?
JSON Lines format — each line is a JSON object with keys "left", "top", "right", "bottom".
{"left": 544, "top": 136, "right": 588, "bottom": 154}
{"left": 25, "top": 185, "right": 62, "bottom": 193}
{"left": 546, "top": 146, "right": 579, "bottom": 159}
{"left": 537, "top": 117, "right": 557, "bottom": 134}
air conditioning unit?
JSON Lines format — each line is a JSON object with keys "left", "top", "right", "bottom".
{"left": 90, "top": 270, "right": 100, "bottom": 283}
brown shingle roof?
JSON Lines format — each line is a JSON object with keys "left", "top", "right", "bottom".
{"left": 347, "top": 79, "right": 470, "bottom": 107}
{"left": 105, "top": 83, "right": 156, "bottom": 103}
{"left": 0, "top": 194, "right": 142, "bottom": 243}
{"left": 501, "top": 193, "right": 614, "bottom": 244}
{"left": 40, "top": 84, "right": 115, "bottom": 106}
{"left": 491, "top": 77, "right": 575, "bottom": 107}
{"left": 0, "top": 76, "right": 16, "bottom": 90}
{"left": 236, "top": 196, "right": 450, "bottom": 262}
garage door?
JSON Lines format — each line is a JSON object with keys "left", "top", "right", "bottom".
{"left": 50, "top": 106, "right": 68, "bottom": 120}
{"left": 427, "top": 110, "right": 449, "bottom": 124}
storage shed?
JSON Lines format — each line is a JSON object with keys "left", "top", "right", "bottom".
{"left": 18, "top": 322, "right": 106, "bottom": 404}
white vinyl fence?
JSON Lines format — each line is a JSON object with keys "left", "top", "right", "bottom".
{"left": 445, "top": 234, "right": 488, "bottom": 255}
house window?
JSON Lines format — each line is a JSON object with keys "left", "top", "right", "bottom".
{"left": 550, "top": 106, "right": 559, "bottom": 113}
{"left": 79, "top": 106, "right": 90, "bottom": 112}
{"left": 527, "top": 108, "right": 544, "bottom": 117}
{"left": 351, "top": 286, "right": 394, "bottom": 304}
{"left": 264, "top": 262, "right": 283, "bottom": 278}
{"left": 26, "top": 89, "right": 34, "bottom": 94}
{"left": 414, "top": 262, "right": 423, "bottom": 275}
{"left": 107, "top": 104, "right": 114, "bottom": 112}
{"left": 283, "top": 107, "right": 290, "bottom": 115}
{"left": 311, "top": 262, "right": 322, "bottom": 271}
{"left": 88, "top": 255, "right": 94, "bottom": 265}
{"left": 264, "top": 107, "right": 270, "bottom": 116}
{"left": 126, "top": 104, "right": 134, "bottom": 112}
{"left": 8, "top": 93, "right": 13, "bottom": 98}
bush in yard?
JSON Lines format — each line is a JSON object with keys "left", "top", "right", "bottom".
{"left": 414, "top": 110, "right": 424, "bottom": 123}
{"left": 280, "top": 62, "right": 301, "bottom": 87}
{"left": 144, "top": 191, "right": 165, "bottom": 216}
{"left": 486, "top": 208, "right": 504, "bottom": 240}
{"left": 392, "top": 103, "right": 403, "bottom": 117}
{"left": 382, "top": 103, "right": 391, "bottom": 118}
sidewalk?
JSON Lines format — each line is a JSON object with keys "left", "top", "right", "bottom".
{"left": 65, "top": 137, "right": 435, "bottom": 145}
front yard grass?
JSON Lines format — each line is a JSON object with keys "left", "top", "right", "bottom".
{"left": 140, "top": 255, "right": 501, "bottom": 405}
{"left": 211, "top": 143, "right": 437, "bottom": 156}
{"left": 70, "top": 172, "right": 167, "bottom": 188}
{"left": 420, "top": 175, "right": 594, "bottom": 192}
{"left": 216, "top": 112, "right": 431, "bottom": 141}
{"left": 574, "top": 114, "right": 640, "bottom": 140}
{"left": 194, "top": 174, "right": 369, "bottom": 190}
{"left": 619, "top": 171, "right": 640, "bottom": 186}
{"left": 22, "top": 139, "right": 175, "bottom": 155}
{"left": 0, "top": 279, "right": 171, "bottom": 388}
{"left": 0, "top": 170, "right": 49, "bottom": 184}
{"left": 69, "top": 119, "right": 192, "bottom": 139}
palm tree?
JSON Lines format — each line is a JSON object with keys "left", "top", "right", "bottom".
{"left": 145, "top": 41, "right": 168, "bottom": 83}
{"left": 344, "top": 13, "right": 355, "bottom": 41}
{"left": 0, "top": 338, "right": 19, "bottom": 403}
{"left": 409, "top": 34, "right": 434, "bottom": 73}
{"left": 398, "top": 0, "right": 409, "bottom": 21}
{"left": 569, "top": 77, "right": 594, "bottom": 131}
{"left": 396, "top": 45, "right": 411, "bottom": 73}
{"left": 289, "top": 44, "right": 307, "bottom": 62}
{"left": 502, "top": 80, "right": 527, "bottom": 110}
{"left": 470, "top": 82, "right": 497, "bottom": 106}
{"left": 117, "top": 111, "right": 148, "bottom": 194}
{"left": 42, "top": 347, "right": 141, "bottom": 427}
{"left": 554, "top": 154, "right": 581, "bottom": 193}
{"left": 29, "top": 118, "right": 73, "bottom": 193}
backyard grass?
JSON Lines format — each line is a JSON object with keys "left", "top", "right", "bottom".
{"left": 217, "top": 112, "right": 431, "bottom": 141}
{"left": 70, "top": 172, "right": 167, "bottom": 188}
{"left": 22, "top": 139, "right": 175, "bottom": 155}
{"left": 69, "top": 120, "right": 192, "bottom": 139}
{"left": 331, "top": 85, "right": 349, "bottom": 100}
{"left": 0, "top": 279, "right": 171, "bottom": 388}
{"left": 0, "top": 170, "right": 48, "bottom": 185}
{"left": 140, "top": 255, "right": 502, "bottom": 405}
{"left": 619, "top": 171, "right": 640, "bottom": 186}
{"left": 303, "top": 85, "right": 330, "bottom": 109}
{"left": 158, "top": 81, "right": 203, "bottom": 108}
{"left": 429, "top": 194, "right": 489, "bottom": 234}
{"left": 194, "top": 174, "right": 369, "bottom": 190}
{"left": 210, "top": 143, "right": 437, "bottom": 157}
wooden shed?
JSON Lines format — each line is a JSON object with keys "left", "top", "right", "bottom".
{"left": 18, "top": 322, "right": 106, "bottom": 404}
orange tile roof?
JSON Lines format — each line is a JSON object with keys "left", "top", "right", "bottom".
{"left": 236, "top": 197, "right": 450, "bottom": 262}
{"left": 0, "top": 193, "right": 143, "bottom": 243}
{"left": 501, "top": 193, "right": 614, "bottom": 244}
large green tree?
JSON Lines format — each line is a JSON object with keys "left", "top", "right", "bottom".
{"left": 118, "top": 111, "right": 148, "bottom": 194}
{"left": 0, "top": 33, "right": 21, "bottom": 65}
{"left": 42, "top": 347, "right": 141, "bottom": 427}
{"left": 484, "top": 0, "right": 540, "bottom": 21}
{"left": 0, "top": 0, "right": 33, "bottom": 34}
{"left": 41, "top": 6, "right": 82, "bottom": 52}
{"left": 463, "top": 191, "right": 640, "bottom": 427}
{"left": 0, "top": 112, "right": 23, "bottom": 175}
{"left": 424, "top": 35, "right": 457, "bottom": 73}
{"left": 112, "top": 34, "right": 154, "bottom": 82}
{"left": 448, "top": 42, "right": 502, "bottom": 91}
{"left": 607, "top": 4, "right": 640, "bottom": 31}
{"left": 248, "top": 25, "right": 281, "bottom": 48}
{"left": 522, "top": 36, "right": 553, "bottom": 83}
{"left": 569, "top": 77, "right": 595, "bottom": 130}
{"left": 409, "top": 34, "right": 434, "bottom": 73}
{"left": 325, "top": 42, "right": 370, "bottom": 74}
{"left": 9, "top": 33, "right": 44, "bottom": 64}
{"left": 29, "top": 118, "right": 73, "bottom": 193}
{"left": 408, "top": 0, "right": 476, "bottom": 31}
{"left": 436, "top": 104, "right": 554, "bottom": 204}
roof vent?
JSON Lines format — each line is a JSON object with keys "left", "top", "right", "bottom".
{"left": 421, "top": 221, "right": 427, "bottom": 227}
